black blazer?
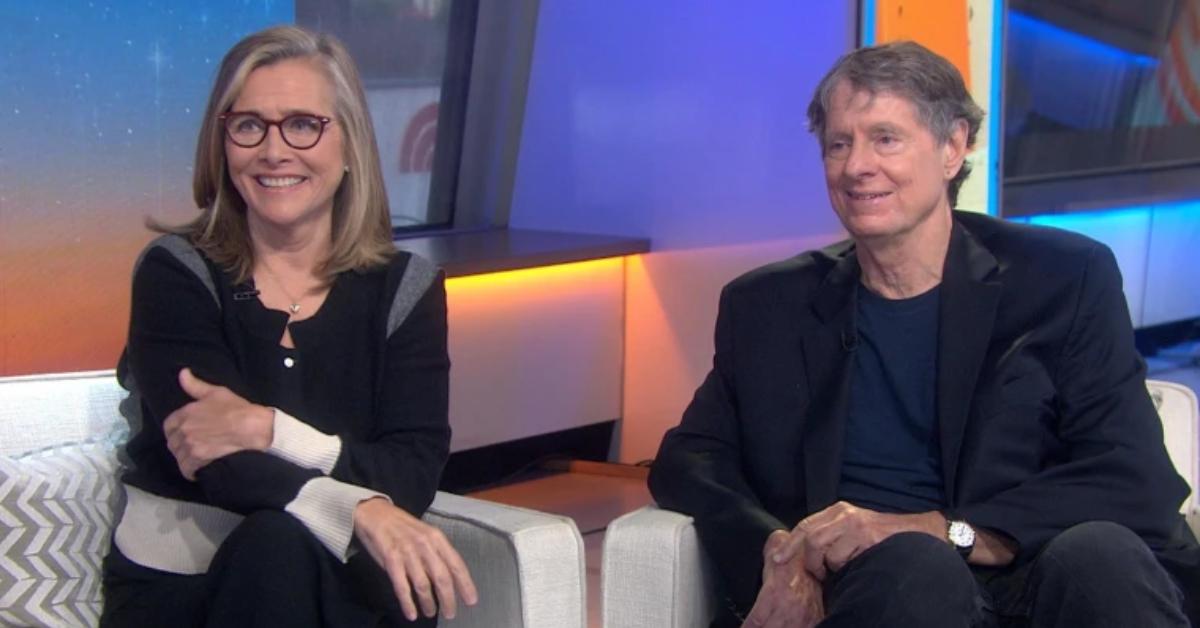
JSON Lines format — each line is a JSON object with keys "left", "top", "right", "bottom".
{"left": 649, "top": 211, "right": 1199, "bottom": 616}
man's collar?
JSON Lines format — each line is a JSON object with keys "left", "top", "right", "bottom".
{"left": 808, "top": 211, "right": 1000, "bottom": 323}
{"left": 944, "top": 212, "right": 1000, "bottom": 286}
{"left": 809, "top": 241, "right": 859, "bottom": 325}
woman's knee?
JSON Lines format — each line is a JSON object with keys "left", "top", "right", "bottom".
{"left": 211, "top": 510, "right": 325, "bottom": 576}
{"left": 229, "top": 510, "right": 311, "bottom": 545}
{"left": 204, "top": 511, "right": 333, "bottom": 625}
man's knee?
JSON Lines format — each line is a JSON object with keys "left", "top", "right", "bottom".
{"left": 1039, "top": 521, "right": 1159, "bottom": 579}
{"left": 865, "top": 530, "right": 958, "bottom": 559}
{"left": 825, "top": 532, "right": 978, "bottom": 626}
{"left": 854, "top": 531, "right": 972, "bottom": 581}
{"left": 1030, "top": 521, "right": 1187, "bottom": 626}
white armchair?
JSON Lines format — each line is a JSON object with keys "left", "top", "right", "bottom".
{"left": 427, "top": 492, "right": 587, "bottom": 628}
{"left": 602, "top": 379, "right": 1200, "bottom": 628}
{"left": 602, "top": 503, "right": 718, "bottom": 628}
{"left": 0, "top": 370, "right": 586, "bottom": 628}
{"left": 1151, "top": 379, "right": 1200, "bottom": 533}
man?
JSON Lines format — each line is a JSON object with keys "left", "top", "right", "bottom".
{"left": 649, "top": 41, "right": 1198, "bottom": 628}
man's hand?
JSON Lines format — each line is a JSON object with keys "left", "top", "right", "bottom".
{"left": 743, "top": 530, "right": 824, "bottom": 628}
{"left": 772, "top": 501, "right": 944, "bottom": 580}
{"left": 163, "top": 368, "right": 274, "bottom": 480}
{"left": 354, "top": 497, "right": 479, "bottom": 622}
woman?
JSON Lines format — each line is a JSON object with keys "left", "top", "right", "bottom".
{"left": 101, "top": 25, "right": 476, "bottom": 627}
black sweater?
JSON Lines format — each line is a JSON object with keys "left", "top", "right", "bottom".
{"left": 118, "top": 235, "right": 450, "bottom": 520}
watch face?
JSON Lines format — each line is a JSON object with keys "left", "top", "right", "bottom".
{"left": 948, "top": 521, "right": 976, "bottom": 547}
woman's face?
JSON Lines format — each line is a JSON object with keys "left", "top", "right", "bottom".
{"left": 224, "top": 58, "right": 346, "bottom": 236}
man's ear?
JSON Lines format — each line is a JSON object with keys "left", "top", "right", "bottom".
{"left": 942, "top": 118, "right": 969, "bottom": 180}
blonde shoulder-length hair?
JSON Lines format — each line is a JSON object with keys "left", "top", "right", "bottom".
{"left": 161, "top": 25, "right": 395, "bottom": 283}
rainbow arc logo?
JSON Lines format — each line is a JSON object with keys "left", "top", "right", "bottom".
{"left": 400, "top": 102, "right": 439, "bottom": 173}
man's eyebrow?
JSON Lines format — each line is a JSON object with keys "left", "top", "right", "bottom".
{"left": 867, "top": 122, "right": 905, "bottom": 135}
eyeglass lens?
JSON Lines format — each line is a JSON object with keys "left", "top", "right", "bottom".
{"left": 224, "top": 113, "right": 326, "bottom": 149}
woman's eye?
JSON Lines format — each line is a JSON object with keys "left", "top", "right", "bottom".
{"left": 235, "top": 118, "right": 264, "bottom": 132}
{"left": 286, "top": 116, "right": 321, "bottom": 132}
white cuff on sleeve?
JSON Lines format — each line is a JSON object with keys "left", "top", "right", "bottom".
{"left": 267, "top": 408, "right": 342, "bottom": 474}
{"left": 284, "top": 476, "right": 389, "bottom": 562}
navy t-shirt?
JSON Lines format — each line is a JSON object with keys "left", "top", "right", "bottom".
{"left": 837, "top": 283, "right": 946, "bottom": 513}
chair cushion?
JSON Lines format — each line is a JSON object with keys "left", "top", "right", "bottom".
{"left": 0, "top": 371, "right": 129, "bottom": 458}
{"left": 0, "top": 442, "right": 123, "bottom": 627}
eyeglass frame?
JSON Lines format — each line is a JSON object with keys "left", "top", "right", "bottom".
{"left": 217, "top": 111, "right": 335, "bottom": 150}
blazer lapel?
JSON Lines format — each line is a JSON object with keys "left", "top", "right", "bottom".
{"left": 799, "top": 248, "right": 859, "bottom": 514}
{"left": 937, "top": 219, "right": 1002, "bottom": 503}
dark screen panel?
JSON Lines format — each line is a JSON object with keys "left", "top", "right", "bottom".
{"left": 1002, "top": 0, "right": 1200, "bottom": 216}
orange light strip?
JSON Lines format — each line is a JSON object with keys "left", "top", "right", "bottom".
{"left": 444, "top": 256, "right": 630, "bottom": 291}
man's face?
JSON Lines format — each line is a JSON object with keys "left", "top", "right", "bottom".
{"left": 820, "top": 81, "right": 965, "bottom": 243}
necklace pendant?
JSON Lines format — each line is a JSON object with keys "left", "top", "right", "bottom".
{"left": 289, "top": 303, "right": 301, "bottom": 314}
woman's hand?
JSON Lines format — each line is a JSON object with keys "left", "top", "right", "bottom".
{"left": 353, "top": 497, "right": 479, "bottom": 622}
{"left": 163, "top": 368, "right": 274, "bottom": 480}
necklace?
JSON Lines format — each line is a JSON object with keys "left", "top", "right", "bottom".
{"left": 257, "top": 260, "right": 304, "bottom": 315}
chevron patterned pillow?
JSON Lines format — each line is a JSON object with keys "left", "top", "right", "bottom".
{"left": 0, "top": 442, "right": 122, "bottom": 628}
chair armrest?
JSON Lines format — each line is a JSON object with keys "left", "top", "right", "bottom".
{"left": 423, "top": 491, "right": 586, "bottom": 628}
{"left": 1148, "top": 379, "right": 1199, "bottom": 537}
{"left": 602, "top": 505, "right": 718, "bottom": 628}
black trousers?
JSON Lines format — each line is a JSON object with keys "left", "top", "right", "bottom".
{"left": 100, "top": 510, "right": 436, "bottom": 628}
{"left": 716, "top": 521, "right": 1191, "bottom": 627}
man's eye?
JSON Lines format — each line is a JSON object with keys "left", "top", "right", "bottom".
{"left": 879, "top": 134, "right": 906, "bottom": 148}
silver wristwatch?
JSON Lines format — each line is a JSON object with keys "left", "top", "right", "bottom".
{"left": 946, "top": 519, "right": 976, "bottom": 559}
